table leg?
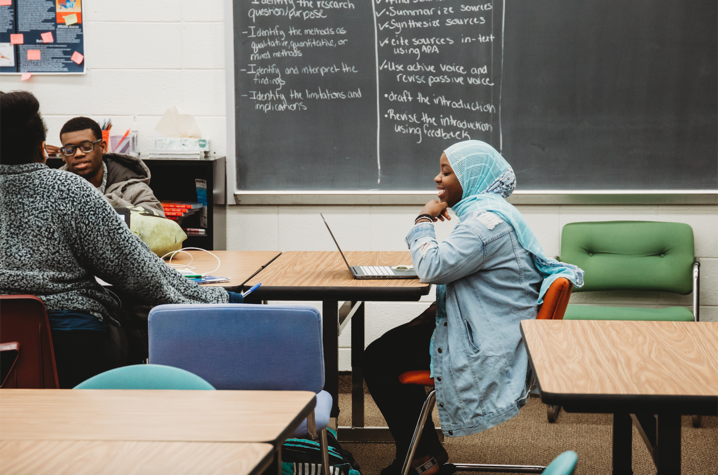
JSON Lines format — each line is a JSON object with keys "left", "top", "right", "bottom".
{"left": 261, "top": 446, "right": 282, "bottom": 475}
{"left": 655, "top": 413, "right": 681, "bottom": 475}
{"left": 323, "top": 300, "right": 340, "bottom": 418}
{"left": 612, "top": 412, "right": 633, "bottom": 475}
{"left": 351, "top": 301, "right": 365, "bottom": 428}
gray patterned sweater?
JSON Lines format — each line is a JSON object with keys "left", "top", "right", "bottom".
{"left": 0, "top": 163, "right": 228, "bottom": 323}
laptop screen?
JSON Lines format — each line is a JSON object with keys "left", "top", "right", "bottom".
{"left": 320, "top": 214, "right": 354, "bottom": 272}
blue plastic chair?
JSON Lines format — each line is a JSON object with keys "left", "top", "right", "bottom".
{"left": 74, "top": 364, "right": 215, "bottom": 390}
{"left": 148, "top": 304, "right": 332, "bottom": 475}
{"left": 542, "top": 451, "right": 578, "bottom": 475}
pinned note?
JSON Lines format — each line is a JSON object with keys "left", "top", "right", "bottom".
{"left": 10, "top": 33, "right": 23, "bottom": 44}
{"left": 21, "top": 72, "right": 32, "bottom": 81}
{"left": 71, "top": 51, "right": 83, "bottom": 65}
{"left": 64, "top": 13, "right": 78, "bottom": 25}
{"left": 0, "top": 0, "right": 12, "bottom": 6}
{"left": 27, "top": 50, "right": 41, "bottom": 61}
{"left": 41, "top": 32, "right": 53, "bottom": 43}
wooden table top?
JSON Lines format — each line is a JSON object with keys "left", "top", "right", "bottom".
{"left": 244, "top": 251, "right": 430, "bottom": 300}
{"left": 167, "top": 251, "right": 281, "bottom": 288}
{"left": 521, "top": 320, "right": 718, "bottom": 413}
{"left": 0, "top": 390, "right": 315, "bottom": 444}
{"left": 0, "top": 440, "right": 273, "bottom": 475}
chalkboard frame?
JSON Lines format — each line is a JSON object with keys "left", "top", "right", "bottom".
{"left": 224, "top": 1, "right": 718, "bottom": 204}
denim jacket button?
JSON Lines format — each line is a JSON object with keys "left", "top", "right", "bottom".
{"left": 448, "top": 430, "right": 453, "bottom": 435}
{"left": 439, "top": 402, "right": 444, "bottom": 408}
{"left": 437, "top": 347, "right": 443, "bottom": 353}
{"left": 444, "top": 322, "right": 447, "bottom": 326}
{"left": 436, "top": 376, "right": 442, "bottom": 382}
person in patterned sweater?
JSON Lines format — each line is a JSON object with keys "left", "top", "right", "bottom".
{"left": 0, "top": 91, "right": 242, "bottom": 388}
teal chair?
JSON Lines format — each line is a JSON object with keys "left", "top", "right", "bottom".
{"left": 541, "top": 452, "right": 578, "bottom": 475}
{"left": 555, "top": 221, "right": 701, "bottom": 425}
{"left": 74, "top": 364, "right": 215, "bottom": 390}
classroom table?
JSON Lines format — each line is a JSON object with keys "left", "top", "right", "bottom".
{"left": 0, "top": 440, "right": 274, "bottom": 475}
{"left": 0, "top": 389, "right": 315, "bottom": 475}
{"left": 167, "top": 250, "right": 281, "bottom": 291}
{"left": 243, "top": 251, "right": 431, "bottom": 440}
{"left": 521, "top": 320, "right": 718, "bottom": 475}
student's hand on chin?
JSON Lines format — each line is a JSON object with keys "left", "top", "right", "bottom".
{"left": 420, "top": 200, "right": 451, "bottom": 222}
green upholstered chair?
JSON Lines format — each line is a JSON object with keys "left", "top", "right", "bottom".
{"left": 554, "top": 221, "right": 701, "bottom": 426}
{"left": 560, "top": 221, "right": 699, "bottom": 322}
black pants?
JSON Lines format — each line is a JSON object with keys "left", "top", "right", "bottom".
{"left": 362, "top": 305, "right": 441, "bottom": 461}
{"left": 51, "top": 325, "right": 127, "bottom": 389}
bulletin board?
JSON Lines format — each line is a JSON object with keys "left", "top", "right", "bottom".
{"left": 0, "top": 0, "right": 85, "bottom": 75}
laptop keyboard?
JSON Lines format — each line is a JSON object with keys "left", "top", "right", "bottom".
{"left": 360, "top": 266, "right": 394, "bottom": 276}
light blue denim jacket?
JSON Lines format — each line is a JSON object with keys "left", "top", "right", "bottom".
{"left": 406, "top": 210, "right": 542, "bottom": 437}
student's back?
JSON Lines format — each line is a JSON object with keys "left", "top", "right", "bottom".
{"left": 0, "top": 163, "right": 227, "bottom": 323}
{"left": 0, "top": 91, "right": 233, "bottom": 388}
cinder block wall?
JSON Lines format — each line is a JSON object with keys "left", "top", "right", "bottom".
{"left": 4, "top": 0, "right": 229, "bottom": 160}
{"left": 8, "top": 0, "right": 716, "bottom": 371}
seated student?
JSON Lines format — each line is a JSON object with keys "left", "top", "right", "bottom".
{"left": 52, "top": 116, "right": 165, "bottom": 216}
{"left": 362, "top": 140, "right": 583, "bottom": 475}
{"left": 0, "top": 91, "right": 243, "bottom": 388}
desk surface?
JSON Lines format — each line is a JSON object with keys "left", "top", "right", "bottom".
{"left": 0, "top": 390, "right": 315, "bottom": 444}
{"left": 0, "top": 440, "right": 273, "bottom": 475}
{"left": 245, "top": 251, "right": 430, "bottom": 300}
{"left": 168, "top": 251, "right": 281, "bottom": 288}
{"left": 521, "top": 320, "right": 718, "bottom": 414}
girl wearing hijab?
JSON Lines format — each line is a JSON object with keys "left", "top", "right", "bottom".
{"left": 362, "top": 140, "right": 583, "bottom": 475}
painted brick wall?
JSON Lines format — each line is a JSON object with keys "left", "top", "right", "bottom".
{"left": 3, "top": 0, "right": 227, "bottom": 160}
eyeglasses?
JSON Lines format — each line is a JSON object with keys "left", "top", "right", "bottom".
{"left": 60, "top": 139, "right": 103, "bottom": 157}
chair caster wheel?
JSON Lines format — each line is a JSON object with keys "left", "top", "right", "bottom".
{"left": 691, "top": 415, "right": 701, "bottom": 428}
{"left": 547, "top": 405, "right": 561, "bottom": 423}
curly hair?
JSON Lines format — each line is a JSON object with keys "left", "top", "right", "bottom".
{"left": 0, "top": 90, "right": 47, "bottom": 165}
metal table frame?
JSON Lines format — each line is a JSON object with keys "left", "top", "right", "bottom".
{"left": 524, "top": 328, "right": 718, "bottom": 475}
{"left": 247, "top": 285, "right": 431, "bottom": 441}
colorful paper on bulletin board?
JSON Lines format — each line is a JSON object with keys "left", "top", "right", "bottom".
{"left": 57, "top": 0, "right": 81, "bottom": 24}
{"left": 0, "top": 0, "right": 85, "bottom": 75}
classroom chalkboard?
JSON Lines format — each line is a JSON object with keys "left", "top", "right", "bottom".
{"left": 232, "top": 0, "right": 717, "bottom": 192}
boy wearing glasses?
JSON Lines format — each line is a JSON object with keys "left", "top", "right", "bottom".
{"left": 54, "top": 117, "right": 165, "bottom": 216}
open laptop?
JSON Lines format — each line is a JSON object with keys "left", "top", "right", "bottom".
{"left": 321, "top": 214, "right": 418, "bottom": 280}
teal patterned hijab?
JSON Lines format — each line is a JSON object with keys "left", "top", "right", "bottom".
{"left": 441, "top": 140, "right": 584, "bottom": 303}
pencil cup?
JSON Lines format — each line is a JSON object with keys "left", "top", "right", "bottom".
{"left": 111, "top": 135, "right": 131, "bottom": 154}
{"left": 102, "top": 130, "right": 112, "bottom": 152}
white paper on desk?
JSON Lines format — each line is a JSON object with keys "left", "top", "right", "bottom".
{"left": 154, "top": 105, "right": 202, "bottom": 138}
